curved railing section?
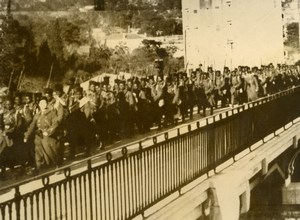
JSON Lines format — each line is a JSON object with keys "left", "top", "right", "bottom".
{"left": 1, "top": 86, "right": 300, "bottom": 220}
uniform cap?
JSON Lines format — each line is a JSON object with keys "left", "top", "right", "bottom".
{"left": 53, "top": 83, "right": 63, "bottom": 92}
{"left": 44, "top": 88, "right": 53, "bottom": 94}
{"left": 89, "top": 80, "right": 97, "bottom": 86}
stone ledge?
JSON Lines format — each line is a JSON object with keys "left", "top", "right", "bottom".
{"left": 282, "top": 183, "right": 300, "bottom": 205}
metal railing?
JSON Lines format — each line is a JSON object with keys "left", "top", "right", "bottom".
{"left": 1, "top": 87, "right": 300, "bottom": 220}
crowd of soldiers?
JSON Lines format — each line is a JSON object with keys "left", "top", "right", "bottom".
{"left": 0, "top": 63, "right": 299, "bottom": 178}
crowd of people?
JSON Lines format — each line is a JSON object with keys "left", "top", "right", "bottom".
{"left": 0, "top": 63, "right": 299, "bottom": 178}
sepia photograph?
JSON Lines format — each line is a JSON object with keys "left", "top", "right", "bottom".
{"left": 0, "top": 0, "right": 300, "bottom": 219}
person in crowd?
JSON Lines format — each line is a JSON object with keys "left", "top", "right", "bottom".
{"left": 0, "top": 99, "right": 22, "bottom": 173}
{"left": 21, "top": 93, "right": 36, "bottom": 173}
{"left": 245, "top": 67, "right": 259, "bottom": 102}
{"left": 65, "top": 86, "right": 93, "bottom": 159}
{"left": 1, "top": 63, "right": 300, "bottom": 178}
{"left": 24, "top": 98, "right": 61, "bottom": 171}
{"left": 202, "top": 72, "right": 215, "bottom": 115}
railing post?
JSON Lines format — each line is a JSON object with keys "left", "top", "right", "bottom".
{"left": 87, "top": 160, "right": 93, "bottom": 220}
{"left": 14, "top": 186, "right": 21, "bottom": 220}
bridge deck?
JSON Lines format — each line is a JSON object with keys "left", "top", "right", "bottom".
{"left": 0, "top": 87, "right": 299, "bottom": 220}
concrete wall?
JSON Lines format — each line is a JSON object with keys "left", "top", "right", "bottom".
{"left": 143, "top": 119, "right": 300, "bottom": 220}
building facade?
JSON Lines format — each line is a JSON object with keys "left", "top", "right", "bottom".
{"left": 182, "top": 0, "right": 285, "bottom": 71}
{"left": 282, "top": 0, "right": 300, "bottom": 64}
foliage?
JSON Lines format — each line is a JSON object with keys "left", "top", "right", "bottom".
{"left": 103, "top": 0, "right": 182, "bottom": 36}
{"left": 129, "top": 39, "right": 182, "bottom": 75}
{"left": 0, "top": 15, "right": 32, "bottom": 83}
{"left": 0, "top": 1, "right": 184, "bottom": 90}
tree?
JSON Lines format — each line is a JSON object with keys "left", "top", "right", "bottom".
{"left": 157, "top": 0, "right": 182, "bottom": 10}
{"left": 47, "top": 19, "right": 64, "bottom": 62}
{"left": 0, "top": 15, "right": 29, "bottom": 79}
{"left": 36, "top": 41, "right": 53, "bottom": 77}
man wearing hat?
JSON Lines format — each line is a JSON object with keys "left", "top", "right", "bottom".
{"left": 102, "top": 76, "right": 110, "bottom": 85}
{"left": 65, "top": 86, "right": 94, "bottom": 159}
{"left": 202, "top": 72, "right": 215, "bottom": 115}
{"left": 116, "top": 81, "right": 132, "bottom": 138}
{"left": 138, "top": 77, "right": 153, "bottom": 132}
{"left": 43, "top": 86, "right": 66, "bottom": 165}
{"left": 94, "top": 82, "right": 117, "bottom": 145}
{"left": 245, "top": 69, "right": 259, "bottom": 102}
{"left": 24, "top": 97, "right": 62, "bottom": 171}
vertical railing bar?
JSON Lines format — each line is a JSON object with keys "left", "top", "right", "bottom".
{"left": 42, "top": 190, "right": 46, "bottom": 220}
{"left": 122, "top": 156, "right": 128, "bottom": 219}
{"left": 73, "top": 179, "right": 78, "bottom": 220}
{"left": 64, "top": 182, "right": 68, "bottom": 220}
{"left": 14, "top": 186, "right": 21, "bottom": 220}
{"left": 53, "top": 186, "right": 57, "bottom": 220}
{"left": 168, "top": 141, "right": 172, "bottom": 192}
{"left": 192, "top": 133, "right": 196, "bottom": 178}
{"left": 162, "top": 143, "right": 166, "bottom": 196}
{"left": 164, "top": 142, "right": 167, "bottom": 196}
{"left": 141, "top": 150, "right": 145, "bottom": 211}
{"left": 139, "top": 150, "right": 143, "bottom": 211}
{"left": 185, "top": 134, "right": 189, "bottom": 183}
{"left": 131, "top": 156, "right": 136, "bottom": 216}
{"left": 47, "top": 186, "right": 52, "bottom": 220}
{"left": 134, "top": 154, "right": 140, "bottom": 213}
{"left": 175, "top": 137, "right": 178, "bottom": 189}
{"left": 153, "top": 147, "right": 157, "bottom": 202}
{"left": 98, "top": 169, "right": 103, "bottom": 220}
{"left": 153, "top": 146, "right": 156, "bottom": 201}
{"left": 8, "top": 203, "right": 12, "bottom": 220}
{"left": 93, "top": 171, "right": 98, "bottom": 220}
{"left": 136, "top": 154, "right": 140, "bottom": 213}
{"left": 199, "top": 131, "right": 202, "bottom": 173}
{"left": 111, "top": 162, "right": 115, "bottom": 220}
{"left": 182, "top": 135, "right": 185, "bottom": 184}
{"left": 115, "top": 161, "right": 120, "bottom": 220}
{"left": 189, "top": 132, "right": 193, "bottom": 179}
{"left": 87, "top": 160, "right": 93, "bottom": 220}
{"left": 1, "top": 205, "right": 5, "bottom": 220}
{"left": 149, "top": 148, "right": 153, "bottom": 204}
{"left": 29, "top": 195, "right": 34, "bottom": 220}
{"left": 177, "top": 135, "right": 181, "bottom": 188}
{"left": 144, "top": 150, "right": 149, "bottom": 209}
{"left": 103, "top": 166, "right": 108, "bottom": 220}
{"left": 126, "top": 157, "right": 131, "bottom": 217}
{"left": 170, "top": 140, "right": 173, "bottom": 191}
{"left": 203, "top": 130, "right": 206, "bottom": 172}
{"left": 188, "top": 132, "right": 191, "bottom": 181}
{"left": 79, "top": 176, "right": 83, "bottom": 220}
{"left": 69, "top": 180, "right": 73, "bottom": 220}
{"left": 178, "top": 136, "right": 182, "bottom": 186}
{"left": 121, "top": 159, "right": 125, "bottom": 220}
{"left": 157, "top": 144, "right": 161, "bottom": 199}
{"left": 60, "top": 184, "right": 64, "bottom": 219}
{"left": 36, "top": 193, "right": 40, "bottom": 220}
{"left": 23, "top": 198, "right": 27, "bottom": 220}
{"left": 106, "top": 163, "right": 112, "bottom": 219}
{"left": 198, "top": 131, "right": 202, "bottom": 174}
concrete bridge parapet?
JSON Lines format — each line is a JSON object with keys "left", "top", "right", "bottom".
{"left": 144, "top": 119, "right": 300, "bottom": 220}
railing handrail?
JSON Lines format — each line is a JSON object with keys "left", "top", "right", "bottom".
{"left": 0, "top": 86, "right": 298, "bottom": 194}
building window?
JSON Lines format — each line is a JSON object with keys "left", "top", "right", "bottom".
{"left": 194, "top": 10, "right": 197, "bottom": 13}
{"left": 200, "top": 0, "right": 212, "bottom": 9}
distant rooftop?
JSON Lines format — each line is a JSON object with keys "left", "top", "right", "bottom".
{"left": 106, "top": 33, "right": 145, "bottom": 40}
